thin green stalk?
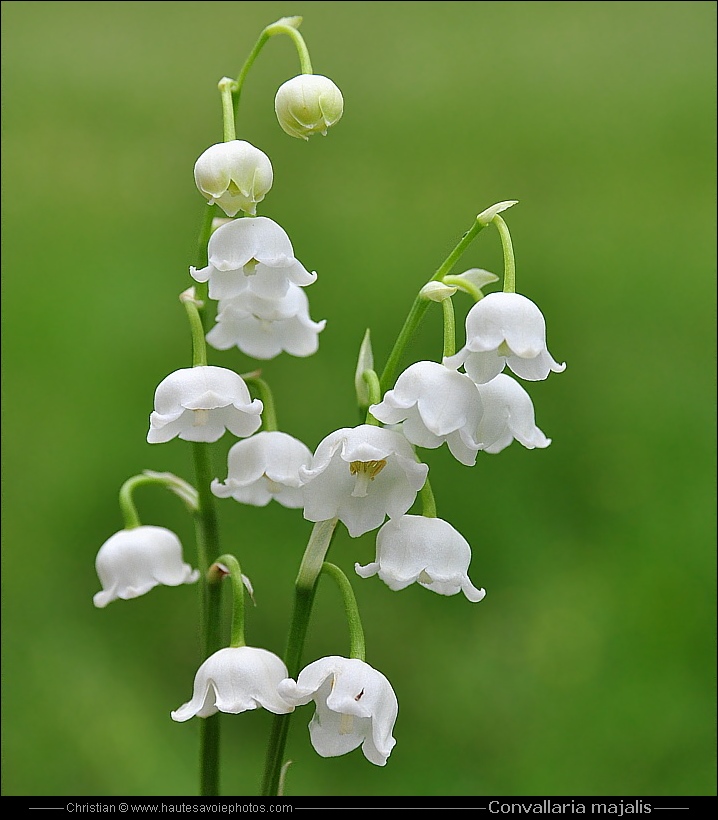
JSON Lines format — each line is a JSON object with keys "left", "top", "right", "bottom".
{"left": 431, "top": 217, "right": 488, "bottom": 284}
{"left": 233, "top": 17, "right": 312, "bottom": 131}
{"left": 192, "top": 205, "right": 216, "bottom": 308}
{"left": 378, "top": 216, "right": 488, "bottom": 393}
{"left": 182, "top": 292, "right": 208, "bottom": 367}
{"left": 320, "top": 563, "right": 365, "bottom": 660}
{"left": 118, "top": 476, "right": 145, "bottom": 530}
{"left": 118, "top": 472, "right": 198, "bottom": 530}
{"left": 378, "top": 295, "right": 429, "bottom": 395}
{"left": 208, "top": 555, "right": 246, "bottom": 649}
{"left": 442, "top": 297, "right": 456, "bottom": 359}
{"left": 261, "top": 518, "right": 339, "bottom": 797}
{"left": 192, "top": 441, "right": 223, "bottom": 797}
{"left": 493, "top": 214, "right": 516, "bottom": 294}
{"left": 218, "top": 78, "right": 238, "bottom": 142}
{"left": 184, "top": 247, "right": 221, "bottom": 794}
{"left": 243, "top": 373, "right": 278, "bottom": 432}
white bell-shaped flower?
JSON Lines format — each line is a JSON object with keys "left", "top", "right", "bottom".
{"left": 147, "top": 366, "right": 262, "bottom": 444}
{"left": 444, "top": 292, "right": 566, "bottom": 383}
{"left": 356, "top": 515, "right": 486, "bottom": 602}
{"left": 193, "top": 140, "right": 273, "bottom": 217}
{"left": 190, "top": 216, "right": 316, "bottom": 301}
{"left": 301, "top": 425, "right": 428, "bottom": 538}
{"left": 206, "top": 284, "right": 325, "bottom": 360}
{"left": 369, "top": 361, "right": 483, "bottom": 466}
{"left": 211, "top": 431, "right": 313, "bottom": 509}
{"left": 274, "top": 74, "right": 344, "bottom": 140}
{"left": 93, "top": 525, "right": 199, "bottom": 608}
{"left": 171, "top": 646, "right": 294, "bottom": 721}
{"left": 278, "top": 656, "right": 397, "bottom": 766}
{"left": 474, "top": 373, "right": 551, "bottom": 454}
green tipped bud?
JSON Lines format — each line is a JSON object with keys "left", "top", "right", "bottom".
{"left": 275, "top": 74, "right": 344, "bottom": 140}
{"left": 354, "top": 329, "right": 374, "bottom": 409}
{"left": 194, "top": 141, "right": 273, "bottom": 217}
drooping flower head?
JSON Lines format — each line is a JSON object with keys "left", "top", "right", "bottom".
{"left": 444, "top": 292, "right": 566, "bottom": 383}
{"left": 171, "top": 646, "right": 294, "bottom": 721}
{"left": 301, "top": 425, "right": 428, "bottom": 538}
{"left": 278, "top": 656, "right": 397, "bottom": 766}
{"left": 356, "top": 515, "right": 486, "bottom": 602}
{"left": 147, "top": 366, "right": 263, "bottom": 444}
{"left": 369, "top": 361, "right": 483, "bottom": 466}
{"left": 275, "top": 74, "right": 344, "bottom": 140}
{"left": 193, "top": 140, "right": 273, "bottom": 217}
{"left": 190, "top": 216, "right": 316, "bottom": 301}
{"left": 93, "top": 525, "right": 199, "bottom": 608}
{"left": 474, "top": 373, "right": 551, "bottom": 454}
{"left": 211, "top": 431, "right": 313, "bottom": 509}
{"left": 206, "top": 284, "right": 325, "bottom": 360}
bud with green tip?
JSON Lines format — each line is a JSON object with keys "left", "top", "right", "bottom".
{"left": 194, "top": 140, "right": 273, "bottom": 217}
{"left": 354, "top": 329, "right": 374, "bottom": 409}
{"left": 275, "top": 74, "right": 344, "bottom": 140}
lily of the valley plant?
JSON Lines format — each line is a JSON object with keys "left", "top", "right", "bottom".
{"left": 93, "top": 15, "right": 565, "bottom": 797}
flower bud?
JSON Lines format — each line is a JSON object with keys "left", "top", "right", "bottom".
{"left": 194, "top": 140, "right": 273, "bottom": 217}
{"left": 274, "top": 74, "right": 343, "bottom": 140}
{"left": 354, "top": 329, "right": 374, "bottom": 409}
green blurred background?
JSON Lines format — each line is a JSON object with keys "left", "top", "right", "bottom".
{"left": 2, "top": 0, "right": 715, "bottom": 798}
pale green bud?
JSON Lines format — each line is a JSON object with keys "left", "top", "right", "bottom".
{"left": 274, "top": 74, "right": 344, "bottom": 140}
{"left": 354, "top": 329, "right": 374, "bottom": 409}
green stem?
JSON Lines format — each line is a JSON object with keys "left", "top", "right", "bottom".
{"left": 118, "top": 476, "right": 144, "bottom": 530}
{"left": 118, "top": 472, "right": 199, "bottom": 530}
{"left": 442, "top": 297, "right": 456, "bottom": 359}
{"left": 320, "top": 563, "right": 365, "bottom": 660}
{"left": 261, "top": 518, "right": 339, "bottom": 797}
{"left": 493, "top": 214, "right": 516, "bottom": 294}
{"left": 266, "top": 20, "right": 313, "bottom": 74}
{"left": 208, "top": 555, "right": 246, "bottom": 648}
{"left": 420, "top": 476, "right": 437, "bottom": 518}
{"left": 432, "top": 217, "right": 488, "bottom": 284}
{"left": 442, "top": 274, "right": 484, "bottom": 302}
{"left": 233, "top": 18, "right": 312, "bottom": 131}
{"left": 218, "top": 78, "right": 238, "bottom": 142}
{"left": 362, "top": 369, "right": 382, "bottom": 426}
{"left": 378, "top": 216, "right": 488, "bottom": 393}
{"left": 193, "top": 205, "right": 216, "bottom": 306}
{"left": 189, "top": 111, "right": 225, "bottom": 799}
{"left": 182, "top": 292, "right": 208, "bottom": 368}
{"left": 243, "top": 373, "right": 278, "bottom": 432}
{"left": 378, "top": 295, "right": 429, "bottom": 395}
{"left": 192, "top": 441, "right": 223, "bottom": 797}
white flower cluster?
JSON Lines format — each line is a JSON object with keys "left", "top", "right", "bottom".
{"left": 92, "top": 35, "right": 566, "bottom": 777}
{"left": 192, "top": 144, "right": 325, "bottom": 360}
{"left": 172, "top": 650, "right": 397, "bottom": 767}
{"left": 374, "top": 292, "right": 565, "bottom": 461}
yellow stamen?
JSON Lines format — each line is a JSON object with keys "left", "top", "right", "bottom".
{"left": 349, "top": 460, "right": 387, "bottom": 498}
